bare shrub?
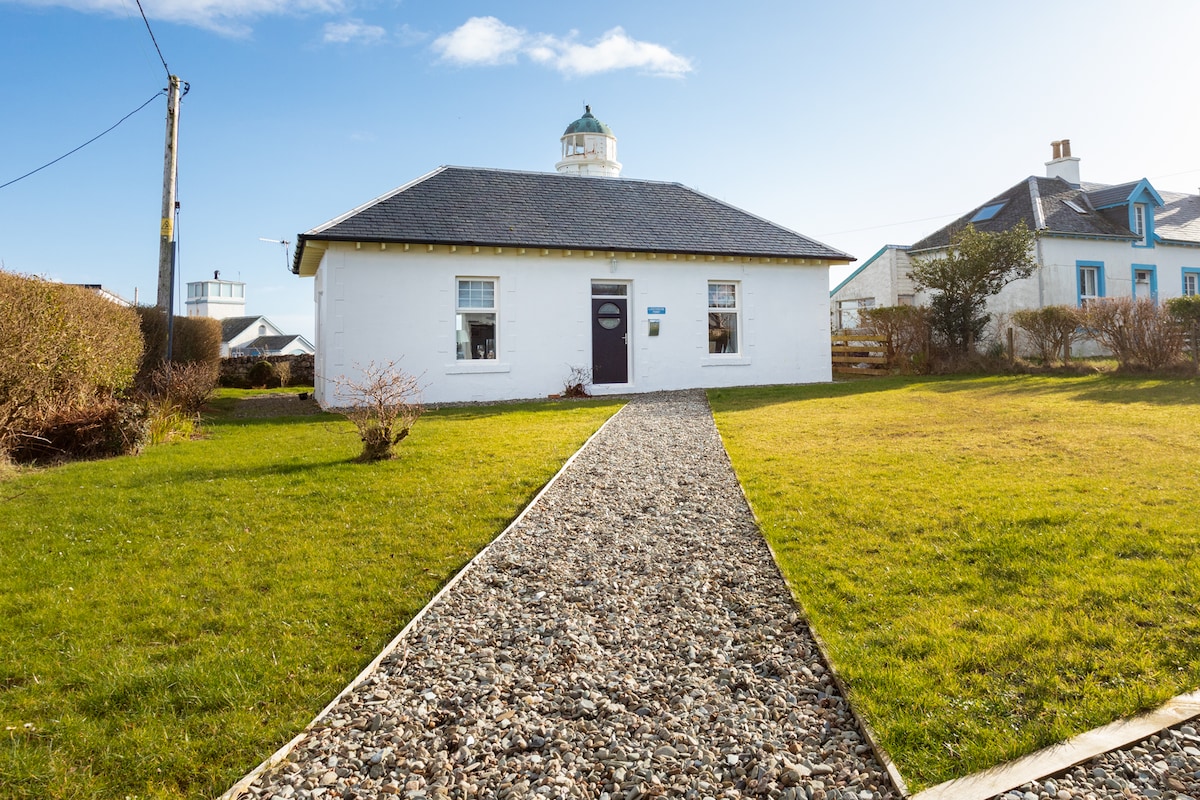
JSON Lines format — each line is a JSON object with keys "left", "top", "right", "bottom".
{"left": 1080, "top": 298, "right": 1185, "bottom": 371}
{"left": 332, "top": 361, "right": 424, "bottom": 462}
{"left": 10, "top": 396, "right": 148, "bottom": 464}
{"left": 1012, "top": 305, "right": 1084, "bottom": 364}
{"left": 858, "top": 306, "right": 933, "bottom": 373}
{"left": 147, "top": 362, "right": 219, "bottom": 415}
{"left": 274, "top": 360, "right": 292, "bottom": 388}
{"left": 561, "top": 365, "right": 592, "bottom": 398}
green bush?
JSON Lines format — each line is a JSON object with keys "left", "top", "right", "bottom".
{"left": 247, "top": 360, "right": 281, "bottom": 389}
{"left": 0, "top": 272, "right": 143, "bottom": 457}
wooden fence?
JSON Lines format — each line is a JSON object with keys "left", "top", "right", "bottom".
{"left": 831, "top": 333, "right": 890, "bottom": 377}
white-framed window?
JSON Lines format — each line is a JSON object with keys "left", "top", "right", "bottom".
{"left": 456, "top": 278, "right": 497, "bottom": 360}
{"left": 707, "top": 282, "right": 740, "bottom": 354}
{"left": 1077, "top": 262, "right": 1105, "bottom": 306}
{"left": 1133, "top": 204, "right": 1146, "bottom": 243}
{"left": 1183, "top": 269, "right": 1200, "bottom": 297}
{"left": 836, "top": 297, "right": 875, "bottom": 330}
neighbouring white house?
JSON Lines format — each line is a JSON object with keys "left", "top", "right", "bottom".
{"left": 292, "top": 107, "right": 853, "bottom": 406}
{"left": 831, "top": 139, "right": 1200, "bottom": 335}
{"left": 186, "top": 272, "right": 314, "bottom": 357}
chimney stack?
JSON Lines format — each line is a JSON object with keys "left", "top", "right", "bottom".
{"left": 1046, "top": 139, "right": 1080, "bottom": 186}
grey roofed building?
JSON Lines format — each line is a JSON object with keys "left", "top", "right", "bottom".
{"left": 911, "top": 176, "right": 1200, "bottom": 252}
{"left": 293, "top": 166, "right": 852, "bottom": 275}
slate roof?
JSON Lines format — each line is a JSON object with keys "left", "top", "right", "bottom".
{"left": 220, "top": 316, "right": 264, "bottom": 343}
{"left": 234, "top": 335, "right": 308, "bottom": 353}
{"left": 293, "top": 166, "right": 851, "bottom": 274}
{"left": 1154, "top": 190, "right": 1200, "bottom": 244}
{"left": 912, "top": 176, "right": 1139, "bottom": 251}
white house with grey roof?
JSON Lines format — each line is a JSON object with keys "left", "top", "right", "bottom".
{"left": 293, "top": 107, "right": 852, "bottom": 405}
{"left": 832, "top": 140, "right": 1200, "bottom": 341}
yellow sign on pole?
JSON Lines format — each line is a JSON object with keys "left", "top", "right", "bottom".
{"left": 160, "top": 217, "right": 173, "bottom": 238}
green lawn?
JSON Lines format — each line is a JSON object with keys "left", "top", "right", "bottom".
{"left": 710, "top": 375, "right": 1200, "bottom": 790}
{"left": 0, "top": 396, "right": 622, "bottom": 800}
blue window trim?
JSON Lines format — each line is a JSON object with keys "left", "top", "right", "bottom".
{"left": 1077, "top": 260, "right": 1105, "bottom": 306}
{"left": 1131, "top": 264, "right": 1157, "bottom": 303}
{"left": 1130, "top": 202, "right": 1156, "bottom": 249}
{"left": 1183, "top": 267, "right": 1200, "bottom": 296}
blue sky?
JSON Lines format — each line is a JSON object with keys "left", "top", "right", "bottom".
{"left": 3, "top": 0, "right": 1199, "bottom": 341}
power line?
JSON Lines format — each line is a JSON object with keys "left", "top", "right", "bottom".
{"left": 0, "top": 91, "right": 165, "bottom": 191}
{"left": 136, "top": 0, "right": 170, "bottom": 78}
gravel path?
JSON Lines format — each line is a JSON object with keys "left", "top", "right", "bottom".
{"left": 232, "top": 390, "right": 897, "bottom": 800}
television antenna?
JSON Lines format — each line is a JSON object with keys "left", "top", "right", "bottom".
{"left": 259, "top": 237, "right": 291, "bottom": 272}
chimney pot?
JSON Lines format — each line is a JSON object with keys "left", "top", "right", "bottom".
{"left": 1061, "top": 139, "right": 1071, "bottom": 158}
{"left": 1051, "top": 140, "right": 1062, "bottom": 160}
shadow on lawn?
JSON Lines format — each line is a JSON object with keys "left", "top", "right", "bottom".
{"left": 918, "top": 374, "right": 1200, "bottom": 407}
{"left": 710, "top": 374, "right": 1200, "bottom": 412}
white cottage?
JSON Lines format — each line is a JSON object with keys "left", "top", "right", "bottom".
{"left": 293, "top": 108, "right": 852, "bottom": 405}
{"left": 831, "top": 140, "right": 1200, "bottom": 335}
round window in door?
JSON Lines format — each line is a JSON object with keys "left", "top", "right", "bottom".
{"left": 596, "top": 302, "right": 622, "bottom": 329}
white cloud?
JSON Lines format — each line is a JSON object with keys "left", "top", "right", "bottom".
{"left": 323, "top": 18, "right": 385, "bottom": 45}
{"left": 431, "top": 16, "right": 524, "bottom": 66}
{"left": 552, "top": 27, "right": 692, "bottom": 77}
{"left": 6, "top": 0, "right": 345, "bottom": 36}
{"left": 432, "top": 17, "right": 691, "bottom": 77}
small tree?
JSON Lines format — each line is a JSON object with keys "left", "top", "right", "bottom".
{"left": 332, "top": 361, "right": 424, "bottom": 462}
{"left": 908, "top": 222, "right": 1039, "bottom": 353}
{"left": 1011, "top": 305, "right": 1083, "bottom": 364}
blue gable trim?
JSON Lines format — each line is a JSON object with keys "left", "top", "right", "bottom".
{"left": 830, "top": 245, "right": 907, "bottom": 296}
{"left": 1092, "top": 178, "right": 1165, "bottom": 209}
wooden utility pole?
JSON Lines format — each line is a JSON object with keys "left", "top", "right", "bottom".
{"left": 156, "top": 74, "right": 181, "bottom": 312}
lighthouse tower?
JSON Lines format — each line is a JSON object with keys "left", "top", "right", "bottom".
{"left": 555, "top": 105, "right": 621, "bottom": 178}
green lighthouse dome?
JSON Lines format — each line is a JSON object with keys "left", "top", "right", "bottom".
{"left": 562, "top": 105, "right": 614, "bottom": 136}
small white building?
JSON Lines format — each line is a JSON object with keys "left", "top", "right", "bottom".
{"left": 292, "top": 108, "right": 852, "bottom": 405}
{"left": 832, "top": 140, "right": 1200, "bottom": 336}
{"left": 186, "top": 273, "right": 314, "bottom": 357}
{"left": 186, "top": 273, "right": 247, "bottom": 320}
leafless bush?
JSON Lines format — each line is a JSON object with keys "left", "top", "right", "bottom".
{"left": 1012, "top": 305, "right": 1084, "bottom": 363}
{"left": 561, "top": 365, "right": 592, "bottom": 398}
{"left": 331, "top": 361, "right": 424, "bottom": 462}
{"left": 858, "top": 306, "right": 933, "bottom": 373}
{"left": 1080, "top": 298, "right": 1186, "bottom": 371}
{"left": 147, "top": 362, "right": 219, "bottom": 415}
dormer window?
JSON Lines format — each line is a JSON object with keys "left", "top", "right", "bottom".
{"left": 1133, "top": 203, "right": 1147, "bottom": 245}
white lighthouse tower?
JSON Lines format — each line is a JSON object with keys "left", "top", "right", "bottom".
{"left": 555, "top": 105, "right": 621, "bottom": 178}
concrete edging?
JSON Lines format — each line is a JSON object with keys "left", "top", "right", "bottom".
{"left": 218, "top": 401, "right": 630, "bottom": 800}
{"left": 912, "top": 690, "right": 1200, "bottom": 800}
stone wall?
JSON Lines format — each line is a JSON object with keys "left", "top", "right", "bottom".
{"left": 220, "top": 354, "right": 314, "bottom": 388}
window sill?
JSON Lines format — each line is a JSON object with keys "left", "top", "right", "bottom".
{"left": 700, "top": 356, "right": 752, "bottom": 367}
{"left": 445, "top": 361, "right": 512, "bottom": 375}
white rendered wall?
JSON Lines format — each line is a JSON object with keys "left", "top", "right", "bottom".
{"left": 310, "top": 244, "right": 833, "bottom": 405}
{"left": 830, "top": 246, "right": 915, "bottom": 314}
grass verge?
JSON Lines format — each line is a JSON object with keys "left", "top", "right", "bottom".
{"left": 709, "top": 375, "right": 1200, "bottom": 789}
{"left": 0, "top": 396, "right": 622, "bottom": 799}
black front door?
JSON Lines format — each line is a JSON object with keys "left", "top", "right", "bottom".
{"left": 591, "top": 298, "right": 628, "bottom": 384}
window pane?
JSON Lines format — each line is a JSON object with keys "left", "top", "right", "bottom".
{"left": 708, "top": 283, "right": 736, "bottom": 308}
{"left": 456, "top": 312, "right": 496, "bottom": 360}
{"left": 457, "top": 280, "right": 495, "bottom": 309}
{"left": 709, "top": 312, "right": 738, "bottom": 354}
{"left": 591, "top": 282, "right": 627, "bottom": 296}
